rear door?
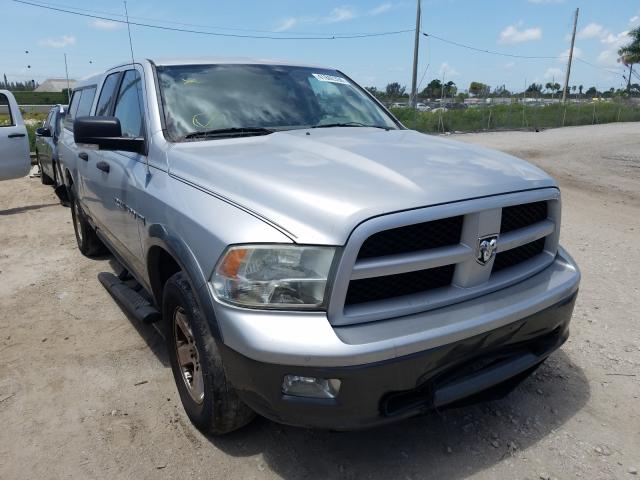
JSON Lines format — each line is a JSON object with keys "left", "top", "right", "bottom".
{"left": 37, "top": 108, "right": 56, "bottom": 179}
{"left": 0, "top": 90, "right": 30, "bottom": 181}
{"left": 89, "top": 68, "right": 146, "bottom": 265}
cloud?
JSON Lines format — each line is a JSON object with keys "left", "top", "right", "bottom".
{"left": 630, "top": 14, "right": 639, "bottom": 27}
{"left": 437, "top": 62, "right": 459, "bottom": 78}
{"left": 557, "top": 47, "right": 583, "bottom": 62}
{"left": 37, "top": 35, "right": 76, "bottom": 48}
{"left": 274, "top": 17, "right": 297, "bottom": 32}
{"left": 577, "top": 22, "right": 604, "bottom": 40}
{"left": 527, "top": 0, "right": 564, "bottom": 3}
{"left": 89, "top": 19, "right": 122, "bottom": 30}
{"left": 369, "top": 3, "right": 392, "bottom": 16}
{"left": 544, "top": 67, "right": 563, "bottom": 79}
{"left": 499, "top": 24, "right": 542, "bottom": 44}
{"left": 597, "top": 30, "right": 631, "bottom": 66}
{"left": 504, "top": 61, "right": 516, "bottom": 69}
{"left": 323, "top": 6, "right": 356, "bottom": 23}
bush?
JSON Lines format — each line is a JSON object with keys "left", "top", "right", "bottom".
{"left": 391, "top": 101, "right": 640, "bottom": 133}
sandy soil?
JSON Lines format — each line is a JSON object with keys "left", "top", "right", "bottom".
{"left": 0, "top": 123, "right": 638, "bottom": 480}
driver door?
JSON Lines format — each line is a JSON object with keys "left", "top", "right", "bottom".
{"left": 0, "top": 90, "right": 30, "bottom": 181}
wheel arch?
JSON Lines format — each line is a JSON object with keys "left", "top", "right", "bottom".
{"left": 146, "top": 224, "right": 223, "bottom": 341}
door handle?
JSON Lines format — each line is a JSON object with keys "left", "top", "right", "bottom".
{"left": 8, "top": 133, "right": 26, "bottom": 138}
{"left": 96, "top": 161, "right": 110, "bottom": 173}
{"left": 78, "top": 152, "right": 89, "bottom": 161}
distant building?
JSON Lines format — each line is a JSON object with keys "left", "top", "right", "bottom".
{"left": 34, "top": 78, "right": 76, "bottom": 93}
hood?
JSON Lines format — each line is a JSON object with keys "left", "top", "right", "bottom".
{"left": 167, "top": 128, "right": 556, "bottom": 245}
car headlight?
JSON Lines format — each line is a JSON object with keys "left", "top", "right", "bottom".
{"left": 212, "top": 245, "right": 336, "bottom": 309}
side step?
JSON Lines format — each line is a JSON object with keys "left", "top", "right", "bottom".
{"left": 98, "top": 272, "right": 161, "bottom": 324}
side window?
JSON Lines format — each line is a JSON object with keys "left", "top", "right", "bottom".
{"left": 114, "top": 70, "right": 144, "bottom": 138}
{"left": 64, "top": 90, "right": 82, "bottom": 130}
{"left": 76, "top": 87, "right": 96, "bottom": 117}
{"left": 95, "top": 73, "right": 121, "bottom": 116}
{"left": 44, "top": 110, "right": 54, "bottom": 129}
{"left": 0, "top": 93, "right": 14, "bottom": 127}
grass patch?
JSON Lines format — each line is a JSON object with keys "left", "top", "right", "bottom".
{"left": 11, "top": 91, "right": 67, "bottom": 105}
{"left": 392, "top": 102, "right": 640, "bottom": 133}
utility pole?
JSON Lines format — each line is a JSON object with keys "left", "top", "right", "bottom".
{"left": 64, "top": 53, "right": 71, "bottom": 103}
{"left": 409, "top": 0, "right": 421, "bottom": 108}
{"left": 562, "top": 7, "right": 579, "bottom": 103}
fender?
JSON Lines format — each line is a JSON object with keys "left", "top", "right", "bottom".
{"left": 147, "top": 224, "right": 223, "bottom": 342}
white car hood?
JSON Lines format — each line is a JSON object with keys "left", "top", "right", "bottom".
{"left": 168, "top": 128, "right": 556, "bottom": 245}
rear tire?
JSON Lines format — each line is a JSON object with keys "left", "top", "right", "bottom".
{"left": 38, "top": 156, "right": 54, "bottom": 186}
{"left": 70, "top": 191, "right": 106, "bottom": 257}
{"left": 163, "top": 272, "right": 255, "bottom": 435}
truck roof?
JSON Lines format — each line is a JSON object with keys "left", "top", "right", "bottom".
{"left": 72, "top": 57, "right": 336, "bottom": 90}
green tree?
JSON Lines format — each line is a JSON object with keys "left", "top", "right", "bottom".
{"left": 385, "top": 82, "right": 406, "bottom": 98}
{"left": 420, "top": 79, "right": 442, "bottom": 98}
{"left": 365, "top": 86, "right": 379, "bottom": 97}
{"left": 618, "top": 26, "right": 640, "bottom": 92}
{"left": 525, "top": 83, "right": 543, "bottom": 97}
{"left": 469, "top": 81, "right": 490, "bottom": 96}
{"left": 585, "top": 86, "right": 598, "bottom": 97}
{"left": 444, "top": 80, "right": 457, "bottom": 97}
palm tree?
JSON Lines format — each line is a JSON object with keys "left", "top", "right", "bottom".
{"left": 618, "top": 26, "right": 640, "bottom": 92}
{"left": 578, "top": 84, "right": 583, "bottom": 99}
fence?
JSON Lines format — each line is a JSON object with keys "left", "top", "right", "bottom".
{"left": 391, "top": 100, "right": 640, "bottom": 134}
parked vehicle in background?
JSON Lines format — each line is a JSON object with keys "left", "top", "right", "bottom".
{"left": 57, "top": 58, "right": 580, "bottom": 435}
{"left": 416, "top": 102, "right": 431, "bottom": 111}
{"left": 35, "top": 105, "right": 67, "bottom": 198}
{"left": 0, "top": 90, "right": 31, "bottom": 181}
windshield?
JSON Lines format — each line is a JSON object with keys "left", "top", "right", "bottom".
{"left": 155, "top": 64, "right": 398, "bottom": 140}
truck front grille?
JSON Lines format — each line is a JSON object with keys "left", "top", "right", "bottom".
{"left": 329, "top": 190, "right": 560, "bottom": 326}
{"left": 500, "top": 201, "right": 548, "bottom": 234}
{"left": 357, "top": 216, "right": 463, "bottom": 259}
{"left": 493, "top": 237, "right": 546, "bottom": 272}
{"left": 345, "top": 265, "right": 455, "bottom": 305}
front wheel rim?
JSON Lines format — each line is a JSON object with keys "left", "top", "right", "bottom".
{"left": 173, "top": 307, "right": 205, "bottom": 404}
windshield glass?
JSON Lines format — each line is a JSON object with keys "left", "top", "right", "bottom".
{"left": 155, "top": 64, "right": 398, "bottom": 140}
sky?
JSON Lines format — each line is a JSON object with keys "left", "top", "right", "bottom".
{"left": 1, "top": 0, "right": 639, "bottom": 93}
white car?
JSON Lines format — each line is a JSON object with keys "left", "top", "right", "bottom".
{"left": 416, "top": 102, "right": 431, "bottom": 111}
{"left": 0, "top": 90, "right": 31, "bottom": 181}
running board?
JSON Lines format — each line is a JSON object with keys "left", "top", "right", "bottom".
{"left": 98, "top": 272, "right": 161, "bottom": 324}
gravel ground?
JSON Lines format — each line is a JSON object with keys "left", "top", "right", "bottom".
{"left": 0, "top": 122, "right": 639, "bottom": 480}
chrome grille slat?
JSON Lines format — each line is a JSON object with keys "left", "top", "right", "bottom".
{"left": 496, "top": 219, "right": 555, "bottom": 253}
{"left": 351, "top": 244, "right": 473, "bottom": 280}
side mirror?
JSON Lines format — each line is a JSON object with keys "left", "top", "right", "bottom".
{"left": 74, "top": 116, "right": 146, "bottom": 155}
{"left": 36, "top": 127, "right": 51, "bottom": 137}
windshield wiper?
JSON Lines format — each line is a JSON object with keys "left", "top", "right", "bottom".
{"left": 311, "top": 122, "right": 390, "bottom": 130}
{"left": 181, "top": 127, "right": 274, "bottom": 140}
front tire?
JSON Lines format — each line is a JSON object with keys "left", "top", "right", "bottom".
{"left": 70, "top": 192, "right": 106, "bottom": 257}
{"left": 163, "top": 272, "right": 255, "bottom": 435}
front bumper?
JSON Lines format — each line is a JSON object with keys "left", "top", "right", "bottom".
{"left": 222, "top": 290, "right": 576, "bottom": 429}
{"left": 215, "top": 248, "right": 580, "bottom": 429}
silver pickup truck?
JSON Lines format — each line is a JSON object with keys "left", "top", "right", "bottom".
{"left": 55, "top": 58, "right": 580, "bottom": 434}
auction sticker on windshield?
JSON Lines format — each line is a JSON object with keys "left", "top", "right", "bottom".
{"left": 312, "top": 73, "right": 350, "bottom": 85}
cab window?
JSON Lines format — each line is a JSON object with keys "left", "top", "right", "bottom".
{"left": 96, "top": 73, "right": 121, "bottom": 116}
{"left": 114, "top": 70, "right": 144, "bottom": 138}
{"left": 0, "top": 93, "right": 14, "bottom": 127}
{"left": 64, "top": 90, "right": 81, "bottom": 130}
{"left": 76, "top": 87, "right": 96, "bottom": 117}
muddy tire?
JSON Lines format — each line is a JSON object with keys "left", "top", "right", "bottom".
{"left": 163, "top": 272, "right": 255, "bottom": 435}
{"left": 70, "top": 192, "right": 106, "bottom": 257}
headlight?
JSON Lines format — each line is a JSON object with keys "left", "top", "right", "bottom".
{"left": 212, "top": 245, "right": 336, "bottom": 309}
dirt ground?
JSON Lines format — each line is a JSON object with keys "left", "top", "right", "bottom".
{"left": 0, "top": 122, "right": 638, "bottom": 480}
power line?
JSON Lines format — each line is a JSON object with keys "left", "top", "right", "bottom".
{"left": 422, "top": 32, "right": 561, "bottom": 59}
{"left": 574, "top": 57, "right": 626, "bottom": 76}
{"left": 28, "top": 0, "right": 399, "bottom": 36}
{"left": 13, "top": 0, "right": 414, "bottom": 40}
